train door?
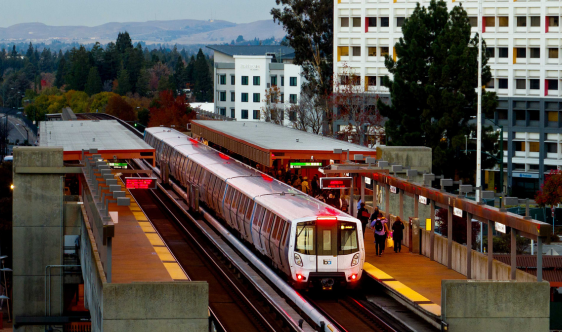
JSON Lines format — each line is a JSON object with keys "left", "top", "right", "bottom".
{"left": 251, "top": 205, "right": 265, "bottom": 252}
{"left": 237, "top": 196, "right": 249, "bottom": 240}
{"left": 230, "top": 191, "right": 241, "bottom": 232}
{"left": 244, "top": 201, "right": 255, "bottom": 244}
{"left": 316, "top": 219, "right": 338, "bottom": 272}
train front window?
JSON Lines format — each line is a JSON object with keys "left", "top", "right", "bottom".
{"left": 338, "top": 222, "right": 359, "bottom": 255}
{"left": 295, "top": 221, "right": 315, "bottom": 255}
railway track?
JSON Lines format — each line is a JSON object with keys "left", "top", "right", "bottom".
{"left": 123, "top": 164, "right": 300, "bottom": 332}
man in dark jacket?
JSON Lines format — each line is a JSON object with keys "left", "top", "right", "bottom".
{"left": 392, "top": 217, "right": 405, "bottom": 253}
{"left": 357, "top": 203, "right": 370, "bottom": 238}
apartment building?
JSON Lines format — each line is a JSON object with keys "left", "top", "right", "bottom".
{"left": 207, "top": 45, "right": 302, "bottom": 125}
{"left": 334, "top": 0, "right": 562, "bottom": 198}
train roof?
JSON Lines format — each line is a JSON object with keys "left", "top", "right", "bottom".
{"left": 255, "top": 193, "right": 351, "bottom": 222}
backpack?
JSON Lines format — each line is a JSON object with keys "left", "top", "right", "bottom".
{"left": 374, "top": 219, "right": 383, "bottom": 232}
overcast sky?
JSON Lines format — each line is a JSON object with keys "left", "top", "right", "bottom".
{"left": 0, "top": 0, "right": 275, "bottom": 27}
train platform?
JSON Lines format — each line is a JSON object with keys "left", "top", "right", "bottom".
{"left": 107, "top": 175, "right": 188, "bottom": 283}
{"left": 362, "top": 228, "right": 466, "bottom": 320}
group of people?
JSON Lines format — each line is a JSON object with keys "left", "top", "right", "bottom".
{"left": 269, "top": 170, "right": 321, "bottom": 197}
{"left": 357, "top": 205, "right": 405, "bottom": 256}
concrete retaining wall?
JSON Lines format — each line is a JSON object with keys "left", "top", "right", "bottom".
{"left": 442, "top": 280, "right": 550, "bottom": 332}
{"left": 421, "top": 230, "right": 537, "bottom": 281}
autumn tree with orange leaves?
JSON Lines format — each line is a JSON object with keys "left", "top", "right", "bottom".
{"left": 148, "top": 90, "right": 195, "bottom": 129}
{"left": 106, "top": 95, "right": 136, "bottom": 121}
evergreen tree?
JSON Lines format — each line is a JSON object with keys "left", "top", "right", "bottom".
{"left": 135, "top": 69, "right": 149, "bottom": 97}
{"left": 65, "top": 46, "right": 91, "bottom": 91}
{"left": 173, "top": 56, "right": 187, "bottom": 91}
{"left": 26, "top": 43, "right": 34, "bottom": 58}
{"left": 379, "top": 0, "right": 498, "bottom": 178}
{"left": 117, "top": 69, "right": 132, "bottom": 95}
{"left": 55, "top": 56, "right": 66, "bottom": 88}
{"left": 123, "top": 44, "right": 144, "bottom": 93}
{"left": 85, "top": 67, "right": 102, "bottom": 96}
{"left": 101, "top": 42, "right": 120, "bottom": 83}
{"left": 193, "top": 49, "right": 212, "bottom": 102}
{"left": 116, "top": 32, "right": 133, "bottom": 54}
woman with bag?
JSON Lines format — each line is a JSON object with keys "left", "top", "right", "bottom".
{"left": 371, "top": 216, "right": 390, "bottom": 257}
{"left": 392, "top": 217, "right": 405, "bottom": 253}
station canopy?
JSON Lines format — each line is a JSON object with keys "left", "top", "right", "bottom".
{"left": 191, "top": 120, "right": 376, "bottom": 167}
{"left": 39, "top": 120, "right": 154, "bottom": 163}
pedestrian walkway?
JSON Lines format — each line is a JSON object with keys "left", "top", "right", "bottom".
{"left": 362, "top": 228, "right": 466, "bottom": 318}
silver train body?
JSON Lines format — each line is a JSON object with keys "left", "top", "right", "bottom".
{"left": 144, "top": 127, "right": 365, "bottom": 289}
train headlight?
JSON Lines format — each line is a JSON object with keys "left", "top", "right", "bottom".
{"left": 351, "top": 253, "right": 360, "bottom": 266}
{"left": 294, "top": 253, "right": 303, "bottom": 267}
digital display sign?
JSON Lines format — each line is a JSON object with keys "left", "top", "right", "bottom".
{"left": 320, "top": 177, "right": 353, "bottom": 189}
{"left": 125, "top": 177, "right": 157, "bottom": 189}
{"left": 289, "top": 162, "right": 322, "bottom": 169}
{"left": 108, "top": 162, "right": 128, "bottom": 169}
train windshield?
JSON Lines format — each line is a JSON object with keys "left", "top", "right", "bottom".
{"left": 338, "top": 222, "right": 359, "bottom": 255}
{"left": 295, "top": 221, "right": 315, "bottom": 255}
{"left": 295, "top": 221, "right": 359, "bottom": 256}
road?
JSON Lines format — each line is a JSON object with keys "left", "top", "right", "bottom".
{"left": 1, "top": 114, "right": 37, "bottom": 155}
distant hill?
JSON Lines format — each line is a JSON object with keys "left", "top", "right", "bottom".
{"left": 0, "top": 19, "right": 285, "bottom": 45}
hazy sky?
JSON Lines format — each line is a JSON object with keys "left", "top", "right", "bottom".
{"left": 0, "top": 0, "right": 276, "bottom": 27}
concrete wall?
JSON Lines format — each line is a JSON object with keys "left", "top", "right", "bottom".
{"left": 441, "top": 280, "right": 550, "bottom": 332}
{"left": 102, "top": 282, "right": 209, "bottom": 332}
{"left": 12, "top": 147, "right": 64, "bottom": 332}
{"left": 421, "top": 230, "right": 537, "bottom": 281}
{"left": 376, "top": 146, "right": 433, "bottom": 173}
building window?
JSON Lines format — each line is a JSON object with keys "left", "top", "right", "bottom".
{"left": 515, "top": 79, "right": 526, "bottom": 89}
{"left": 396, "top": 17, "right": 405, "bottom": 27}
{"left": 484, "top": 17, "right": 495, "bottom": 27}
{"left": 230, "top": 76, "right": 235, "bottom": 85}
{"left": 281, "top": 76, "right": 285, "bottom": 86}
{"left": 241, "top": 110, "right": 248, "bottom": 119}
{"left": 515, "top": 141, "right": 525, "bottom": 152}
{"left": 547, "top": 80, "right": 559, "bottom": 90}
{"left": 548, "top": 48, "right": 559, "bottom": 58}
{"left": 241, "top": 93, "right": 248, "bottom": 102}
{"left": 352, "top": 46, "right": 361, "bottom": 56}
{"left": 367, "top": 76, "right": 377, "bottom": 86}
{"left": 339, "top": 46, "right": 349, "bottom": 57}
{"left": 381, "top": 47, "right": 389, "bottom": 56}
{"left": 368, "top": 47, "right": 377, "bottom": 56}
{"left": 219, "top": 75, "right": 226, "bottom": 85}
{"left": 253, "top": 76, "right": 260, "bottom": 85}
{"left": 380, "top": 17, "right": 389, "bottom": 27}
{"left": 253, "top": 93, "right": 260, "bottom": 102}
{"left": 242, "top": 76, "right": 249, "bottom": 85}
{"left": 498, "top": 17, "right": 509, "bottom": 27}
{"left": 516, "top": 48, "right": 526, "bottom": 58}
{"left": 219, "top": 91, "right": 226, "bottom": 101}
{"left": 280, "top": 93, "right": 284, "bottom": 103}
{"left": 271, "top": 75, "right": 277, "bottom": 86}
{"left": 546, "top": 142, "right": 558, "bottom": 153}
{"left": 352, "top": 17, "right": 361, "bottom": 27}
{"left": 530, "top": 16, "right": 540, "bottom": 27}
{"left": 219, "top": 108, "right": 226, "bottom": 116}
{"left": 230, "top": 109, "right": 235, "bottom": 118}
{"left": 530, "top": 48, "right": 540, "bottom": 58}
{"left": 368, "top": 17, "right": 377, "bottom": 27}
{"left": 340, "top": 75, "right": 350, "bottom": 85}
{"left": 529, "top": 111, "right": 540, "bottom": 122}
{"left": 515, "top": 110, "right": 526, "bottom": 121}
{"left": 529, "top": 79, "right": 540, "bottom": 90}
{"left": 548, "top": 16, "right": 559, "bottom": 27}
{"left": 231, "top": 92, "right": 235, "bottom": 102}
{"left": 498, "top": 48, "right": 508, "bottom": 58}
{"left": 253, "top": 110, "right": 260, "bottom": 120}
{"left": 289, "top": 94, "right": 297, "bottom": 104}
{"left": 516, "top": 16, "right": 526, "bottom": 27}
{"left": 468, "top": 17, "right": 477, "bottom": 27}
{"left": 341, "top": 17, "right": 349, "bottom": 27}
{"left": 486, "top": 47, "right": 495, "bottom": 58}
{"left": 547, "top": 111, "right": 559, "bottom": 123}
{"left": 529, "top": 142, "right": 540, "bottom": 152}
{"left": 290, "top": 77, "right": 297, "bottom": 86}
{"left": 289, "top": 111, "right": 296, "bottom": 121}
{"left": 498, "top": 79, "right": 508, "bottom": 89}
{"left": 485, "top": 79, "right": 494, "bottom": 89}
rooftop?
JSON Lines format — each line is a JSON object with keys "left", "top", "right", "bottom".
{"left": 206, "top": 45, "right": 295, "bottom": 59}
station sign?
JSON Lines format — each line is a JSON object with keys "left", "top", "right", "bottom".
{"left": 289, "top": 162, "right": 322, "bottom": 169}
{"left": 320, "top": 177, "right": 353, "bottom": 189}
{"left": 453, "top": 207, "right": 463, "bottom": 217}
{"left": 108, "top": 162, "right": 128, "bottom": 169}
{"left": 125, "top": 177, "right": 157, "bottom": 189}
{"left": 390, "top": 186, "right": 397, "bottom": 194}
{"left": 419, "top": 195, "right": 428, "bottom": 205}
{"left": 495, "top": 222, "right": 506, "bottom": 234}
{"left": 365, "top": 177, "right": 372, "bottom": 185}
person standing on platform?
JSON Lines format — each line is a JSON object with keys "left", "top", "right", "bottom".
{"left": 357, "top": 203, "right": 370, "bottom": 238}
{"left": 301, "top": 176, "right": 310, "bottom": 195}
{"left": 392, "top": 217, "right": 405, "bottom": 253}
{"left": 311, "top": 174, "right": 319, "bottom": 196}
{"left": 293, "top": 175, "right": 301, "bottom": 189}
{"left": 370, "top": 207, "right": 380, "bottom": 223}
{"left": 371, "top": 216, "right": 389, "bottom": 257}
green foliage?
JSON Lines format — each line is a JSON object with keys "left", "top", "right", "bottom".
{"left": 65, "top": 46, "right": 91, "bottom": 91}
{"left": 116, "top": 32, "right": 133, "bottom": 54}
{"left": 117, "top": 69, "right": 132, "bottom": 95}
{"left": 85, "top": 67, "right": 102, "bottom": 96}
{"left": 193, "top": 49, "right": 213, "bottom": 102}
{"left": 483, "top": 233, "right": 531, "bottom": 254}
{"left": 65, "top": 90, "right": 89, "bottom": 113}
{"left": 89, "top": 91, "right": 118, "bottom": 113}
{"left": 137, "top": 108, "right": 151, "bottom": 127}
{"left": 379, "top": 0, "right": 499, "bottom": 179}
{"left": 55, "top": 56, "right": 66, "bottom": 88}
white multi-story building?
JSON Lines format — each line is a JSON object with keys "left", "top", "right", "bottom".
{"left": 207, "top": 45, "right": 303, "bottom": 125}
{"left": 334, "top": 0, "right": 562, "bottom": 198}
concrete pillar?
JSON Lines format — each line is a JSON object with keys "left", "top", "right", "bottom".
{"left": 360, "top": 176, "right": 365, "bottom": 206}
{"left": 430, "top": 201, "right": 435, "bottom": 261}
{"left": 488, "top": 220, "right": 494, "bottom": 279}
{"left": 414, "top": 194, "right": 419, "bottom": 218}
{"left": 467, "top": 213, "right": 472, "bottom": 279}
{"left": 511, "top": 229, "right": 517, "bottom": 280}
{"left": 537, "top": 237, "right": 543, "bottom": 282}
{"left": 448, "top": 206, "right": 453, "bottom": 269}
{"left": 385, "top": 183, "right": 390, "bottom": 220}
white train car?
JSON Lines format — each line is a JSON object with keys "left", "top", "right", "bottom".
{"left": 144, "top": 127, "right": 365, "bottom": 289}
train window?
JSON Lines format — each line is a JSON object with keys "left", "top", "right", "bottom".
{"left": 338, "top": 222, "right": 359, "bottom": 255}
{"left": 322, "top": 230, "right": 331, "bottom": 252}
{"left": 217, "top": 181, "right": 226, "bottom": 200}
{"left": 281, "top": 222, "right": 290, "bottom": 246}
{"left": 207, "top": 176, "right": 216, "bottom": 201}
{"left": 232, "top": 191, "right": 240, "bottom": 210}
{"left": 274, "top": 219, "right": 285, "bottom": 241}
{"left": 253, "top": 205, "right": 264, "bottom": 226}
{"left": 262, "top": 211, "right": 272, "bottom": 232}
{"left": 295, "top": 221, "right": 315, "bottom": 255}
{"left": 240, "top": 196, "right": 249, "bottom": 215}
{"left": 267, "top": 215, "right": 277, "bottom": 234}
{"left": 198, "top": 169, "right": 207, "bottom": 185}
{"left": 272, "top": 217, "right": 282, "bottom": 241}
{"left": 193, "top": 165, "right": 201, "bottom": 183}
{"left": 225, "top": 187, "right": 233, "bottom": 205}
{"left": 245, "top": 200, "right": 254, "bottom": 219}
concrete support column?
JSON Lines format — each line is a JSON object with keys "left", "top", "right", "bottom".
{"left": 467, "top": 213, "right": 473, "bottom": 279}
{"left": 488, "top": 220, "right": 494, "bottom": 279}
{"left": 537, "top": 237, "right": 543, "bottom": 282}
{"left": 385, "top": 183, "right": 390, "bottom": 220}
{"left": 414, "top": 194, "right": 419, "bottom": 219}
{"left": 511, "top": 229, "right": 517, "bottom": 280}
{"left": 373, "top": 181, "right": 378, "bottom": 208}
{"left": 448, "top": 206, "right": 453, "bottom": 269}
{"left": 349, "top": 174, "right": 355, "bottom": 217}
{"left": 399, "top": 189, "right": 404, "bottom": 220}
{"left": 360, "top": 176, "right": 365, "bottom": 205}
{"left": 430, "top": 201, "right": 435, "bottom": 261}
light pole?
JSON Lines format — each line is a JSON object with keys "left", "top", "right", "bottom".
{"left": 483, "top": 117, "right": 504, "bottom": 206}
{"left": 476, "top": 0, "right": 483, "bottom": 203}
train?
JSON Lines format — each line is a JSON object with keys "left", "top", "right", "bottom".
{"left": 144, "top": 127, "right": 365, "bottom": 290}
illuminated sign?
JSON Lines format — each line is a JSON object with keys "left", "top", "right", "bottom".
{"left": 495, "top": 222, "right": 506, "bottom": 234}
{"left": 320, "top": 177, "right": 353, "bottom": 189}
{"left": 125, "top": 177, "right": 157, "bottom": 189}
{"left": 108, "top": 162, "right": 128, "bottom": 169}
{"left": 365, "top": 177, "right": 371, "bottom": 185}
{"left": 419, "top": 195, "right": 428, "bottom": 205}
{"left": 453, "top": 207, "right": 463, "bottom": 217}
{"left": 390, "top": 186, "right": 397, "bottom": 194}
{"left": 289, "top": 162, "right": 322, "bottom": 169}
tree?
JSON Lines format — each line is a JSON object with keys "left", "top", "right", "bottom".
{"left": 106, "top": 95, "right": 135, "bottom": 121}
{"left": 65, "top": 46, "right": 91, "bottom": 91}
{"left": 271, "top": 0, "right": 333, "bottom": 93}
{"left": 261, "top": 86, "right": 285, "bottom": 125}
{"left": 117, "top": 69, "right": 132, "bottom": 95}
{"left": 89, "top": 92, "right": 118, "bottom": 113}
{"left": 54, "top": 55, "right": 66, "bottom": 88}
{"left": 236, "top": 35, "right": 245, "bottom": 43}
{"left": 379, "top": 0, "right": 498, "bottom": 178}
{"left": 193, "top": 49, "right": 213, "bottom": 102}
{"left": 148, "top": 90, "right": 195, "bottom": 128}
{"left": 116, "top": 32, "right": 133, "bottom": 54}
{"left": 137, "top": 108, "right": 151, "bottom": 127}
{"left": 288, "top": 88, "right": 326, "bottom": 134}
{"left": 135, "top": 69, "right": 150, "bottom": 97}
{"left": 84, "top": 67, "right": 102, "bottom": 96}
{"left": 535, "top": 170, "right": 562, "bottom": 226}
